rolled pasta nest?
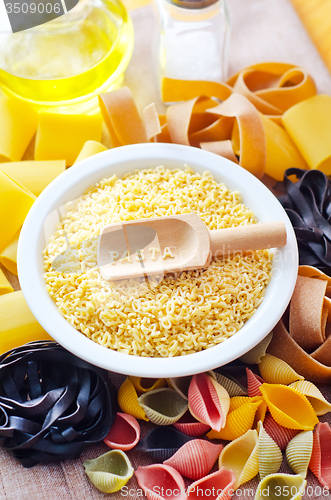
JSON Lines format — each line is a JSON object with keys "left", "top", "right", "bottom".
{"left": 43, "top": 166, "right": 272, "bottom": 357}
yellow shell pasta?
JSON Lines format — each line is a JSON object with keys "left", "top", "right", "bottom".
{"left": 118, "top": 378, "right": 148, "bottom": 421}
{"left": 259, "top": 384, "right": 319, "bottom": 430}
{"left": 289, "top": 380, "right": 331, "bottom": 416}
{"left": 218, "top": 429, "right": 259, "bottom": 489}
{"left": 258, "top": 354, "right": 304, "bottom": 385}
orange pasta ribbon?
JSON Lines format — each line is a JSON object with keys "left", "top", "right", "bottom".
{"left": 268, "top": 266, "right": 331, "bottom": 383}
{"left": 99, "top": 63, "right": 316, "bottom": 180}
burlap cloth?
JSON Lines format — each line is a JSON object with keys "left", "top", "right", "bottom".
{"left": 1, "top": 0, "right": 331, "bottom": 498}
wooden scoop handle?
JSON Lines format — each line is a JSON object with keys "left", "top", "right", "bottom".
{"left": 209, "top": 221, "right": 287, "bottom": 257}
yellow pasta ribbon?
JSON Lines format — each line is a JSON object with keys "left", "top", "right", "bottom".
{"left": 0, "top": 268, "right": 14, "bottom": 295}
{"left": 74, "top": 141, "right": 108, "bottom": 164}
{"left": 282, "top": 94, "right": 331, "bottom": 175}
{"left": 162, "top": 77, "right": 232, "bottom": 103}
{"left": 0, "top": 160, "right": 66, "bottom": 197}
{"left": 0, "top": 96, "right": 38, "bottom": 162}
{"left": 0, "top": 291, "right": 52, "bottom": 354}
{"left": 0, "top": 170, "right": 35, "bottom": 253}
{"left": 35, "top": 112, "right": 103, "bottom": 167}
{"left": 0, "top": 230, "right": 20, "bottom": 276}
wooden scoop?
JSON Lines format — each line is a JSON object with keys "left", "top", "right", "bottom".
{"left": 97, "top": 213, "right": 287, "bottom": 281}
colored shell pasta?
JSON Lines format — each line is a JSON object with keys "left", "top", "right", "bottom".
{"left": 43, "top": 166, "right": 272, "bottom": 358}
{"left": 103, "top": 412, "right": 140, "bottom": 451}
{"left": 137, "top": 388, "right": 188, "bottom": 425}
{"left": 137, "top": 427, "right": 193, "bottom": 462}
{"left": 135, "top": 464, "right": 187, "bottom": 500}
{"left": 163, "top": 439, "right": 223, "bottom": 480}
{"left": 188, "top": 373, "right": 230, "bottom": 432}
{"left": 84, "top": 450, "right": 134, "bottom": 493}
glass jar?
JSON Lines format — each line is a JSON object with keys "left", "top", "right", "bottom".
{"left": 0, "top": 0, "right": 134, "bottom": 113}
{"left": 154, "top": 0, "right": 230, "bottom": 100}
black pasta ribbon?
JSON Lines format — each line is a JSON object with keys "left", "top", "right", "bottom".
{"left": 278, "top": 168, "right": 331, "bottom": 276}
{"left": 0, "top": 341, "right": 117, "bottom": 468}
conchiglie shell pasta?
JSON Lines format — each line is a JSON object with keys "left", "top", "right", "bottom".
{"left": 163, "top": 439, "right": 223, "bottom": 480}
{"left": 212, "top": 371, "right": 248, "bottom": 397}
{"left": 168, "top": 376, "right": 192, "bottom": 400}
{"left": 135, "top": 464, "right": 187, "bottom": 500}
{"left": 263, "top": 414, "right": 300, "bottom": 451}
{"left": 257, "top": 421, "right": 282, "bottom": 479}
{"left": 254, "top": 473, "right": 306, "bottom": 500}
{"left": 83, "top": 450, "right": 134, "bottom": 494}
{"left": 103, "top": 413, "right": 140, "bottom": 451}
{"left": 207, "top": 401, "right": 262, "bottom": 441}
{"left": 289, "top": 380, "right": 331, "bottom": 416}
{"left": 309, "top": 422, "right": 331, "bottom": 489}
{"left": 259, "top": 384, "right": 319, "bottom": 430}
{"left": 173, "top": 411, "right": 210, "bottom": 437}
{"left": 187, "top": 468, "right": 236, "bottom": 500}
{"left": 246, "top": 368, "right": 264, "bottom": 397}
{"left": 218, "top": 429, "right": 259, "bottom": 489}
{"left": 138, "top": 388, "right": 188, "bottom": 425}
{"left": 118, "top": 378, "right": 148, "bottom": 421}
{"left": 286, "top": 431, "right": 313, "bottom": 478}
{"left": 137, "top": 427, "right": 193, "bottom": 462}
{"left": 258, "top": 354, "right": 304, "bottom": 384}
{"left": 128, "top": 376, "right": 167, "bottom": 394}
{"left": 188, "top": 373, "right": 230, "bottom": 432}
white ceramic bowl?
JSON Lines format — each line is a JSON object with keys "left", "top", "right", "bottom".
{"left": 18, "top": 143, "right": 298, "bottom": 377}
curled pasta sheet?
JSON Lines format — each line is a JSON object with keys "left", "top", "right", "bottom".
{"left": 289, "top": 275, "right": 327, "bottom": 352}
{"left": 161, "top": 77, "right": 232, "bottom": 103}
{"left": 0, "top": 268, "right": 13, "bottom": 295}
{"left": 99, "top": 87, "right": 149, "bottom": 146}
{"left": 282, "top": 94, "right": 331, "bottom": 174}
{"left": 267, "top": 266, "right": 331, "bottom": 382}
{"left": 227, "top": 62, "right": 316, "bottom": 117}
{"left": 0, "top": 291, "right": 51, "bottom": 354}
{"left": 0, "top": 229, "right": 19, "bottom": 276}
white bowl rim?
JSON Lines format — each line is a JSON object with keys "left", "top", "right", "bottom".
{"left": 18, "top": 143, "right": 298, "bottom": 377}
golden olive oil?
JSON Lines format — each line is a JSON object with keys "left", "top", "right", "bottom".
{"left": 0, "top": 0, "right": 134, "bottom": 113}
